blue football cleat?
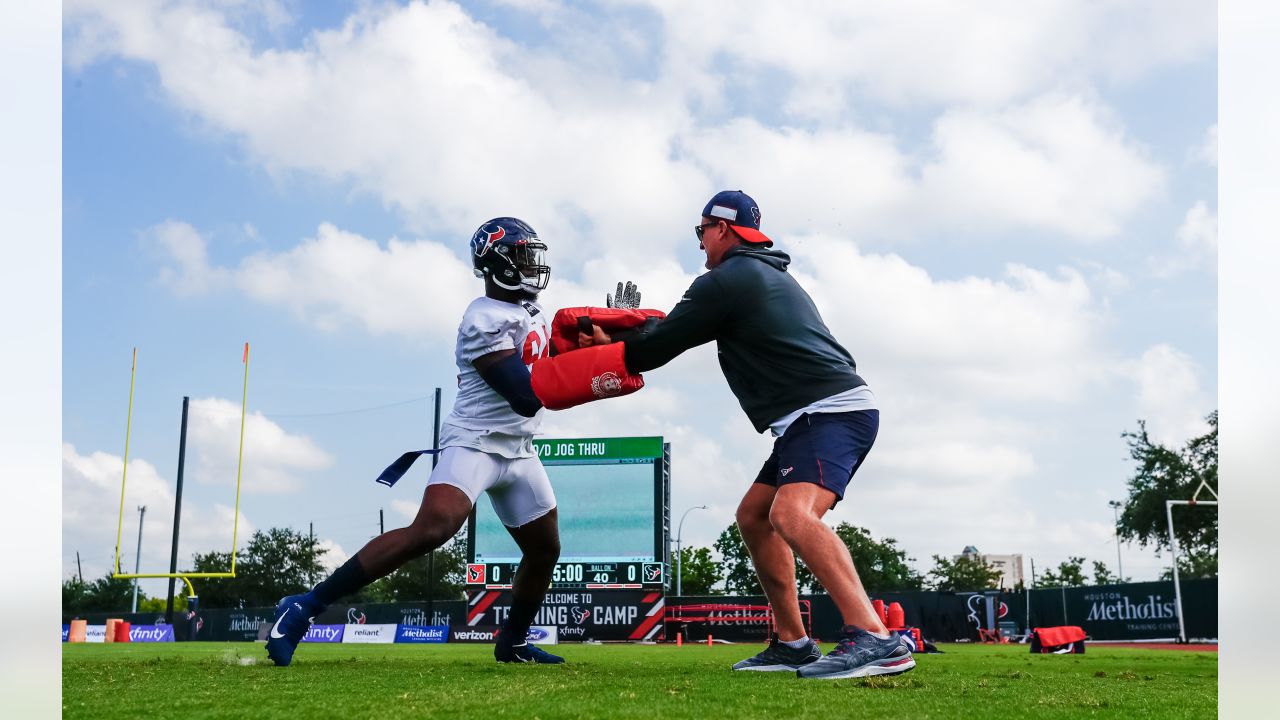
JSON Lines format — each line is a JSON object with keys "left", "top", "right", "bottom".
{"left": 264, "top": 594, "right": 320, "bottom": 667}
{"left": 495, "top": 642, "right": 565, "bottom": 664}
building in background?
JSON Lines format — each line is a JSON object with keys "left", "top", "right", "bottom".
{"left": 959, "top": 546, "right": 1025, "bottom": 589}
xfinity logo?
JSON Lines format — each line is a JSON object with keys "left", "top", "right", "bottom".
{"left": 304, "top": 626, "right": 343, "bottom": 642}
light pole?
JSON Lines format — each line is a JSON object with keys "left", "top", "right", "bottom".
{"left": 675, "top": 505, "right": 708, "bottom": 596}
{"left": 1108, "top": 500, "right": 1124, "bottom": 581}
{"left": 131, "top": 505, "right": 147, "bottom": 613}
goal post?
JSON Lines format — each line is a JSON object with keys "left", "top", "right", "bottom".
{"left": 110, "top": 343, "right": 251, "bottom": 598}
{"left": 1166, "top": 478, "right": 1218, "bottom": 643}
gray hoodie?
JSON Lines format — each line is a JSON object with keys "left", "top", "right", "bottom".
{"left": 624, "top": 244, "right": 866, "bottom": 433}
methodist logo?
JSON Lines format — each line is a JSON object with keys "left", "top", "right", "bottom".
{"left": 1086, "top": 594, "right": 1177, "bottom": 622}
{"left": 395, "top": 625, "right": 449, "bottom": 644}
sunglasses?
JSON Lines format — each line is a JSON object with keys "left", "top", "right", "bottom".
{"left": 694, "top": 221, "right": 720, "bottom": 241}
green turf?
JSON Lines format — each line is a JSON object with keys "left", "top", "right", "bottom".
{"left": 62, "top": 642, "right": 1217, "bottom": 719}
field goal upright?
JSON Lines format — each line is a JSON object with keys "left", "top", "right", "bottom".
{"left": 111, "top": 344, "right": 251, "bottom": 602}
{"left": 1166, "top": 478, "right": 1217, "bottom": 643}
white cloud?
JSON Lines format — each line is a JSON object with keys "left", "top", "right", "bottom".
{"left": 645, "top": 0, "right": 1214, "bottom": 110}
{"left": 187, "top": 397, "right": 334, "bottom": 493}
{"left": 917, "top": 93, "right": 1165, "bottom": 239}
{"left": 68, "top": 2, "right": 1170, "bottom": 249}
{"left": 1129, "top": 344, "right": 1212, "bottom": 447}
{"left": 62, "top": 442, "right": 254, "bottom": 598}
{"left": 1149, "top": 200, "right": 1217, "bottom": 277}
{"left": 1193, "top": 123, "right": 1218, "bottom": 167}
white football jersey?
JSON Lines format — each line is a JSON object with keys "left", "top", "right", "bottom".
{"left": 439, "top": 296, "right": 551, "bottom": 458}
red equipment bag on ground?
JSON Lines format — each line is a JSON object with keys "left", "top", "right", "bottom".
{"left": 549, "top": 306, "right": 666, "bottom": 355}
{"left": 1030, "top": 626, "right": 1087, "bottom": 654}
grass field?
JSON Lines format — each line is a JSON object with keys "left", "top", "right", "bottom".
{"left": 62, "top": 641, "right": 1217, "bottom": 719}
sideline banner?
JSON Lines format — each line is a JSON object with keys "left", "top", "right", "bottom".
{"left": 342, "top": 623, "right": 397, "bottom": 644}
{"left": 129, "top": 624, "right": 175, "bottom": 642}
{"left": 465, "top": 589, "right": 665, "bottom": 641}
{"left": 527, "top": 626, "right": 558, "bottom": 645}
{"left": 85, "top": 625, "right": 107, "bottom": 643}
{"left": 395, "top": 625, "right": 448, "bottom": 644}
{"left": 62, "top": 625, "right": 69, "bottom": 642}
{"left": 302, "top": 624, "right": 345, "bottom": 643}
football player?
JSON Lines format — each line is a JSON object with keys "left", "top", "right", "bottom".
{"left": 266, "top": 217, "right": 598, "bottom": 666}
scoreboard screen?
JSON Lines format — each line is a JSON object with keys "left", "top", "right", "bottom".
{"left": 468, "top": 437, "right": 670, "bottom": 589}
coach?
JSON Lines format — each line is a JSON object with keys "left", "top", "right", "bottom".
{"left": 582, "top": 190, "right": 914, "bottom": 680}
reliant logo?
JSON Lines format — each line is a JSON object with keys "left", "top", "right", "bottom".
{"left": 1086, "top": 594, "right": 1177, "bottom": 622}
{"left": 351, "top": 627, "right": 382, "bottom": 637}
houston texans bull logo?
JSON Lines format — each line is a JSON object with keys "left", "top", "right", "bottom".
{"left": 472, "top": 223, "right": 506, "bottom": 257}
{"left": 570, "top": 606, "right": 590, "bottom": 625}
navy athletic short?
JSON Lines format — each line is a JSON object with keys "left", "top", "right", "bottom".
{"left": 753, "top": 410, "right": 879, "bottom": 504}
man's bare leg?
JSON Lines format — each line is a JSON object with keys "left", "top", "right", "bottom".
{"left": 351, "top": 483, "right": 474, "bottom": 579}
{"left": 735, "top": 483, "right": 806, "bottom": 641}
{"left": 767, "top": 482, "right": 888, "bottom": 635}
{"left": 495, "top": 508, "right": 564, "bottom": 662}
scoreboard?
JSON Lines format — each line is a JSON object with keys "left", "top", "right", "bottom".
{"left": 466, "top": 560, "right": 665, "bottom": 589}
{"left": 467, "top": 437, "right": 670, "bottom": 590}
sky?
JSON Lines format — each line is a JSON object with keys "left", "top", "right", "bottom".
{"left": 60, "top": 0, "right": 1217, "bottom": 598}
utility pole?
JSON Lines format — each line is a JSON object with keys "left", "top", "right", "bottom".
{"left": 166, "top": 397, "right": 190, "bottom": 625}
{"left": 379, "top": 509, "right": 385, "bottom": 535}
{"left": 131, "top": 505, "right": 147, "bottom": 613}
{"left": 76, "top": 551, "right": 83, "bottom": 583}
{"left": 428, "top": 388, "right": 441, "bottom": 620}
{"left": 309, "top": 522, "right": 315, "bottom": 585}
{"left": 1108, "top": 500, "right": 1124, "bottom": 581}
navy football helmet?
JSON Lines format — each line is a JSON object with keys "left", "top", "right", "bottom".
{"left": 470, "top": 217, "right": 549, "bottom": 294}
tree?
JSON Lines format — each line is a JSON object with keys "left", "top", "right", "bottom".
{"left": 714, "top": 524, "right": 762, "bottom": 595}
{"left": 1035, "top": 557, "right": 1088, "bottom": 587}
{"left": 63, "top": 572, "right": 138, "bottom": 614}
{"left": 1118, "top": 411, "right": 1217, "bottom": 578}
{"left": 927, "top": 554, "right": 1002, "bottom": 591}
{"left": 674, "top": 546, "right": 722, "bottom": 595}
{"left": 1090, "top": 560, "right": 1125, "bottom": 585}
{"left": 832, "top": 523, "right": 924, "bottom": 592}
{"left": 364, "top": 533, "right": 467, "bottom": 602}
{"left": 181, "top": 527, "right": 328, "bottom": 608}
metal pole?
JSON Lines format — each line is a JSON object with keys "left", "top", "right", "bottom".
{"left": 309, "top": 522, "right": 315, "bottom": 586}
{"left": 428, "top": 388, "right": 441, "bottom": 613}
{"left": 76, "top": 551, "right": 83, "bottom": 583}
{"left": 1165, "top": 499, "right": 1217, "bottom": 643}
{"left": 166, "top": 397, "right": 190, "bottom": 625}
{"left": 1109, "top": 500, "right": 1124, "bottom": 580}
{"left": 675, "top": 506, "right": 707, "bottom": 596}
{"left": 1060, "top": 584, "right": 1067, "bottom": 625}
{"left": 132, "top": 505, "right": 147, "bottom": 612}
{"left": 379, "top": 509, "right": 385, "bottom": 535}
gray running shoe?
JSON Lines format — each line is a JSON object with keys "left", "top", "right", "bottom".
{"left": 796, "top": 628, "right": 915, "bottom": 680}
{"left": 732, "top": 634, "right": 822, "bottom": 672}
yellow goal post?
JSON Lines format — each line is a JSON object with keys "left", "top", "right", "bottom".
{"left": 111, "top": 343, "right": 251, "bottom": 597}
